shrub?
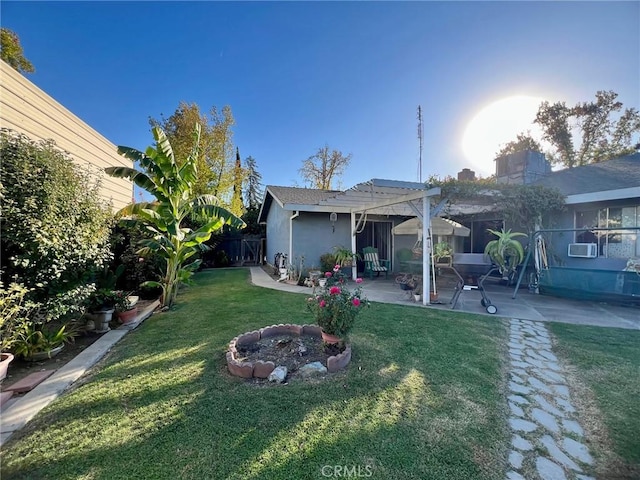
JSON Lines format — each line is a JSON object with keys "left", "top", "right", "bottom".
{"left": 0, "top": 130, "right": 113, "bottom": 321}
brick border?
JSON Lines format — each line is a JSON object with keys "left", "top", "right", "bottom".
{"left": 226, "top": 324, "right": 351, "bottom": 379}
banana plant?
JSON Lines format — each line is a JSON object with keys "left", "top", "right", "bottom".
{"left": 105, "top": 124, "right": 245, "bottom": 307}
{"left": 484, "top": 228, "right": 527, "bottom": 278}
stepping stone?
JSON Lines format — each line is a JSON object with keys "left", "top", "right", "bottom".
{"left": 576, "top": 475, "right": 596, "bottom": 480}
{"left": 535, "top": 368, "right": 565, "bottom": 384}
{"left": 509, "top": 341, "right": 525, "bottom": 350}
{"left": 540, "top": 435, "right": 581, "bottom": 471}
{"left": 509, "top": 381, "right": 531, "bottom": 395}
{"left": 509, "top": 348, "right": 524, "bottom": 356}
{"left": 509, "top": 401, "right": 524, "bottom": 417}
{"left": 512, "top": 434, "right": 533, "bottom": 451}
{"left": 511, "top": 373, "right": 525, "bottom": 384}
{"left": 512, "top": 361, "right": 530, "bottom": 369}
{"left": 536, "top": 457, "right": 567, "bottom": 480}
{"left": 4, "top": 370, "right": 54, "bottom": 393}
{"left": 529, "top": 376, "right": 553, "bottom": 394}
{"left": 538, "top": 350, "right": 558, "bottom": 362}
{"left": 525, "top": 358, "right": 547, "bottom": 369}
{"left": 508, "top": 394, "right": 529, "bottom": 405}
{"left": 512, "top": 368, "right": 527, "bottom": 376}
{"left": 562, "top": 419, "right": 584, "bottom": 436}
{"left": 509, "top": 450, "right": 524, "bottom": 469}
{"left": 562, "top": 437, "right": 593, "bottom": 465}
{"left": 552, "top": 384, "right": 570, "bottom": 398}
{"left": 532, "top": 408, "right": 560, "bottom": 433}
{"left": 509, "top": 417, "right": 538, "bottom": 433}
{"left": 555, "top": 397, "right": 576, "bottom": 413}
{"left": 0, "top": 390, "right": 14, "bottom": 407}
{"left": 533, "top": 394, "right": 565, "bottom": 418}
{"left": 510, "top": 354, "right": 523, "bottom": 363}
{"left": 507, "top": 471, "right": 526, "bottom": 480}
{"left": 545, "top": 362, "right": 562, "bottom": 372}
{"left": 526, "top": 349, "right": 547, "bottom": 361}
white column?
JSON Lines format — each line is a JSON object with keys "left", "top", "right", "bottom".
{"left": 423, "top": 193, "right": 430, "bottom": 305}
{"left": 351, "top": 211, "right": 357, "bottom": 280}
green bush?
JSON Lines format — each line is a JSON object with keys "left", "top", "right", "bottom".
{"left": 320, "top": 253, "right": 337, "bottom": 273}
{"left": 0, "top": 130, "right": 113, "bottom": 322}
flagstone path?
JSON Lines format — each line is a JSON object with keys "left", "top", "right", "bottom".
{"left": 506, "top": 319, "right": 595, "bottom": 480}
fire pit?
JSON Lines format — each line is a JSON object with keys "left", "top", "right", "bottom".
{"left": 226, "top": 324, "right": 352, "bottom": 381}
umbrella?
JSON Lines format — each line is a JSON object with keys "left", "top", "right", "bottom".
{"left": 392, "top": 217, "right": 470, "bottom": 237}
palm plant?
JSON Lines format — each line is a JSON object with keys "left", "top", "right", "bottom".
{"left": 484, "top": 228, "right": 527, "bottom": 278}
{"left": 105, "top": 124, "right": 245, "bottom": 307}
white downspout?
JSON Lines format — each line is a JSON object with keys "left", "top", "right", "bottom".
{"left": 289, "top": 210, "right": 300, "bottom": 264}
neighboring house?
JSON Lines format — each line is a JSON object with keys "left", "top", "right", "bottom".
{"left": 0, "top": 59, "right": 132, "bottom": 210}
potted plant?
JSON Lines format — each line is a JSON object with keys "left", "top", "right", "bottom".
{"left": 484, "top": 228, "right": 527, "bottom": 282}
{"left": 114, "top": 291, "right": 138, "bottom": 324}
{"left": 86, "top": 288, "right": 119, "bottom": 333}
{"left": 0, "top": 282, "right": 32, "bottom": 380}
{"left": 332, "top": 246, "right": 361, "bottom": 268}
{"left": 13, "top": 322, "right": 77, "bottom": 361}
{"left": 433, "top": 242, "right": 453, "bottom": 266}
{"left": 306, "top": 265, "right": 369, "bottom": 343}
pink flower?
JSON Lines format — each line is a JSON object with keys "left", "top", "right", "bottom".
{"left": 329, "top": 286, "right": 341, "bottom": 295}
{"left": 333, "top": 265, "right": 341, "bottom": 272}
{"left": 352, "top": 298, "right": 361, "bottom": 306}
{"left": 319, "top": 300, "right": 326, "bottom": 308}
{"left": 355, "top": 278, "right": 363, "bottom": 284}
{"left": 325, "top": 272, "right": 332, "bottom": 278}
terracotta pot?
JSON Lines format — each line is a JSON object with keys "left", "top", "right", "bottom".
{"left": 1, "top": 352, "right": 15, "bottom": 381}
{"left": 321, "top": 331, "right": 341, "bottom": 344}
{"left": 117, "top": 307, "right": 139, "bottom": 324}
{"left": 430, "top": 292, "right": 439, "bottom": 302}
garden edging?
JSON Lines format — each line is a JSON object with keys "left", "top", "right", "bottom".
{"left": 0, "top": 300, "right": 160, "bottom": 447}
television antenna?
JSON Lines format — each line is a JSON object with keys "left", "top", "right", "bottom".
{"left": 417, "top": 105, "right": 424, "bottom": 182}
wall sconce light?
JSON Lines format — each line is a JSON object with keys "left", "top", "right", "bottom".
{"left": 330, "top": 212, "right": 338, "bottom": 233}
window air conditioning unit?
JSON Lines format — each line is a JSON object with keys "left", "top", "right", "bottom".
{"left": 568, "top": 243, "right": 598, "bottom": 258}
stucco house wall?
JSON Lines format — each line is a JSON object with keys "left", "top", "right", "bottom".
{"left": 0, "top": 60, "right": 132, "bottom": 210}
{"left": 265, "top": 201, "right": 292, "bottom": 266}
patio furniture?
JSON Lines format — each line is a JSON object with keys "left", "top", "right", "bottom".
{"left": 363, "top": 247, "right": 390, "bottom": 279}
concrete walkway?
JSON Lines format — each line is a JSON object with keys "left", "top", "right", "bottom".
{"left": 250, "top": 267, "right": 640, "bottom": 330}
{"left": 0, "top": 300, "right": 159, "bottom": 447}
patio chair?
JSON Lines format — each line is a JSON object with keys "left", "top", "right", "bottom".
{"left": 363, "top": 247, "right": 390, "bottom": 279}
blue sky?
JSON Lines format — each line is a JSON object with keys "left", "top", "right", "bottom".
{"left": 2, "top": 1, "right": 639, "bottom": 190}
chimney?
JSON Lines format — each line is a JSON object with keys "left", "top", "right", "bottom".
{"left": 457, "top": 168, "right": 476, "bottom": 181}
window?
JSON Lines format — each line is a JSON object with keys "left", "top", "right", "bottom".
{"left": 575, "top": 206, "right": 640, "bottom": 258}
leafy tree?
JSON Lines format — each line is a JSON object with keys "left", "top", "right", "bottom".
{"left": 1, "top": 130, "right": 112, "bottom": 322}
{"left": 299, "top": 145, "right": 352, "bottom": 189}
{"left": 496, "top": 132, "right": 542, "bottom": 158}
{"left": 0, "top": 28, "right": 34, "bottom": 74}
{"left": 230, "top": 147, "right": 245, "bottom": 217}
{"left": 244, "top": 155, "right": 263, "bottom": 209}
{"left": 535, "top": 90, "right": 640, "bottom": 167}
{"left": 150, "top": 102, "right": 236, "bottom": 202}
{"left": 106, "top": 124, "right": 245, "bottom": 307}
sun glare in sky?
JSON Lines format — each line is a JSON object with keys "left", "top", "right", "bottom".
{"left": 462, "top": 95, "right": 545, "bottom": 177}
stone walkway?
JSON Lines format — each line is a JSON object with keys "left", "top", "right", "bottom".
{"left": 506, "top": 318, "right": 595, "bottom": 480}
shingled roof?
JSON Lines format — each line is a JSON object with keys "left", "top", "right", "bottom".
{"left": 266, "top": 186, "right": 341, "bottom": 205}
{"left": 534, "top": 152, "right": 640, "bottom": 196}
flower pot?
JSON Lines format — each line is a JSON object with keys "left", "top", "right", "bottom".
{"left": 414, "top": 294, "right": 422, "bottom": 302}
{"left": 430, "top": 292, "right": 439, "bottom": 302}
{"left": 321, "top": 331, "right": 341, "bottom": 344}
{"left": 87, "top": 309, "right": 114, "bottom": 333}
{"left": 1, "top": 352, "right": 15, "bottom": 382}
{"left": 27, "top": 345, "right": 64, "bottom": 362}
{"left": 318, "top": 278, "right": 327, "bottom": 288}
{"left": 117, "top": 307, "right": 139, "bottom": 324}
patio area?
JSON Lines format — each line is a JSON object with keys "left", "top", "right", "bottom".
{"left": 251, "top": 267, "right": 640, "bottom": 330}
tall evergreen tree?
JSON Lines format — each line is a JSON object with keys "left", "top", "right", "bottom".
{"left": 230, "top": 147, "right": 245, "bottom": 217}
{"left": 243, "top": 156, "right": 263, "bottom": 209}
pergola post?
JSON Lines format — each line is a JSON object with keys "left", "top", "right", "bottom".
{"left": 422, "top": 192, "right": 431, "bottom": 305}
{"left": 351, "top": 211, "right": 357, "bottom": 280}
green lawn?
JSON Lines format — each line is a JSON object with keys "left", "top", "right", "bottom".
{"left": 549, "top": 322, "right": 640, "bottom": 479}
{"left": 1, "top": 269, "right": 508, "bottom": 480}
